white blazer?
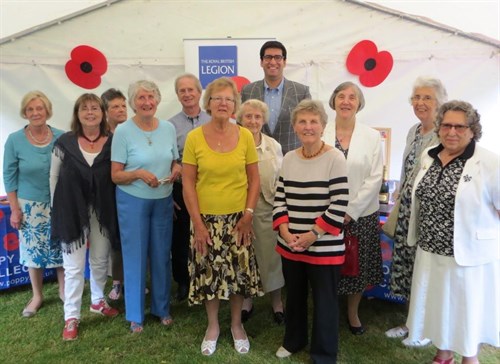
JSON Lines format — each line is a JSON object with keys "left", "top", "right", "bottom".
{"left": 323, "top": 121, "right": 383, "bottom": 221}
{"left": 408, "top": 144, "right": 500, "bottom": 266}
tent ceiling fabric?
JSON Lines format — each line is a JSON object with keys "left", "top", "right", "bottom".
{"left": 0, "top": 0, "right": 499, "bottom": 194}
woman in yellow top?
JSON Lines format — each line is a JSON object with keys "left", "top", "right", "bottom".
{"left": 182, "top": 77, "right": 263, "bottom": 356}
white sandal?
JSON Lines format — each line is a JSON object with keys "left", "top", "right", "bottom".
{"left": 385, "top": 325, "right": 409, "bottom": 338}
{"left": 231, "top": 328, "right": 250, "bottom": 354}
{"left": 402, "top": 337, "right": 432, "bottom": 347}
{"left": 201, "top": 333, "right": 219, "bottom": 356}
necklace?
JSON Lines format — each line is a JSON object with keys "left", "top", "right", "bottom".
{"left": 137, "top": 119, "right": 156, "bottom": 146}
{"left": 302, "top": 141, "right": 325, "bottom": 159}
{"left": 28, "top": 125, "right": 50, "bottom": 144}
{"left": 81, "top": 133, "right": 102, "bottom": 149}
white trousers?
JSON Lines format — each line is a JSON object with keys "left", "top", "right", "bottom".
{"left": 63, "top": 211, "right": 111, "bottom": 320}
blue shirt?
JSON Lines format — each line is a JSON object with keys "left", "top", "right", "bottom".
{"left": 264, "top": 78, "right": 284, "bottom": 133}
{"left": 167, "top": 110, "right": 211, "bottom": 159}
{"left": 3, "top": 126, "right": 64, "bottom": 202}
{"left": 111, "top": 118, "right": 179, "bottom": 199}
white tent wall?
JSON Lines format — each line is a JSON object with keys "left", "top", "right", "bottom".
{"left": 1, "top": 0, "right": 499, "bottom": 195}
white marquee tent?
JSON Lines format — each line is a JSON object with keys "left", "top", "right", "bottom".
{"left": 1, "top": 0, "right": 499, "bottom": 194}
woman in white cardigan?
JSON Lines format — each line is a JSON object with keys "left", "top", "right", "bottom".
{"left": 406, "top": 100, "right": 499, "bottom": 364}
{"left": 323, "top": 82, "right": 383, "bottom": 335}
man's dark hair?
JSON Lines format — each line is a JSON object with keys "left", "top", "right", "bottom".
{"left": 259, "top": 41, "right": 287, "bottom": 60}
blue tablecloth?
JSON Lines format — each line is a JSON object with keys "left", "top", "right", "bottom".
{"left": 0, "top": 203, "right": 56, "bottom": 290}
{"left": 363, "top": 229, "right": 406, "bottom": 304}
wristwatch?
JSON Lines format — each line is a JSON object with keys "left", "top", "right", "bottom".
{"left": 311, "top": 228, "right": 324, "bottom": 239}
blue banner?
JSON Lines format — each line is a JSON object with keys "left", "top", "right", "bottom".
{"left": 199, "top": 45, "right": 237, "bottom": 88}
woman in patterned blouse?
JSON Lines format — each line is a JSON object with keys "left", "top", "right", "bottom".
{"left": 386, "top": 77, "right": 448, "bottom": 346}
{"left": 406, "top": 100, "right": 500, "bottom": 364}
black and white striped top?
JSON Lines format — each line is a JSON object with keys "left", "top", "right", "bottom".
{"left": 273, "top": 148, "right": 349, "bottom": 265}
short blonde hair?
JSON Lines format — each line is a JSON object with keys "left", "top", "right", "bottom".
{"left": 236, "top": 99, "right": 270, "bottom": 124}
{"left": 202, "top": 77, "right": 241, "bottom": 116}
{"left": 20, "top": 90, "right": 53, "bottom": 120}
{"left": 291, "top": 99, "right": 328, "bottom": 128}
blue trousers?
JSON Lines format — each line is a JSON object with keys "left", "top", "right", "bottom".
{"left": 116, "top": 188, "right": 173, "bottom": 324}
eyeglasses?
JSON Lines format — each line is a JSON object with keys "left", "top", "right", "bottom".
{"left": 440, "top": 123, "right": 470, "bottom": 133}
{"left": 209, "top": 96, "right": 235, "bottom": 104}
{"left": 262, "top": 55, "right": 284, "bottom": 62}
{"left": 410, "top": 95, "right": 435, "bottom": 103}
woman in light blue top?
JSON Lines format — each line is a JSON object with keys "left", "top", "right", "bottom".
{"left": 3, "top": 90, "right": 64, "bottom": 317}
{"left": 111, "top": 80, "right": 181, "bottom": 333}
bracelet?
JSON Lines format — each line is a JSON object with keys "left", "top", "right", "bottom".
{"left": 311, "top": 228, "right": 323, "bottom": 239}
{"left": 245, "top": 208, "right": 254, "bottom": 215}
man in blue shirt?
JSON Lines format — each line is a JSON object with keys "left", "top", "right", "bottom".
{"left": 168, "top": 74, "right": 210, "bottom": 302}
{"left": 241, "top": 41, "right": 311, "bottom": 154}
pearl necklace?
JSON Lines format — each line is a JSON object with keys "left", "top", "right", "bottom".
{"left": 28, "top": 125, "right": 50, "bottom": 144}
{"left": 302, "top": 141, "right": 325, "bottom": 159}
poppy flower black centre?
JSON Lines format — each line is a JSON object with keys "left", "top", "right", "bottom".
{"left": 80, "top": 62, "right": 93, "bottom": 73}
{"left": 364, "top": 58, "right": 376, "bottom": 71}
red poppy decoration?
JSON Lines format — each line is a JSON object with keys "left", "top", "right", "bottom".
{"left": 346, "top": 40, "right": 393, "bottom": 87}
{"left": 65, "top": 45, "right": 107, "bottom": 89}
{"left": 231, "top": 75, "right": 251, "bottom": 93}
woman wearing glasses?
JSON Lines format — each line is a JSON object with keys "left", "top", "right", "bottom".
{"left": 182, "top": 77, "right": 263, "bottom": 356}
{"left": 386, "top": 77, "right": 447, "bottom": 346}
{"left": 405, "top": 100, "right": 499, "bottom": 364}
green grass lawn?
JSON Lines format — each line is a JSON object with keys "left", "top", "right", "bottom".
{"left": 0, "top": 280, "right": 498, "bottom": 363}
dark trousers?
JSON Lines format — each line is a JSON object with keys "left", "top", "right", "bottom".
{"left": 171, "top": 182, "right": 190, "bottom": 287}
{"left": 281, "top": 257, "right": 340, "bottom": 364}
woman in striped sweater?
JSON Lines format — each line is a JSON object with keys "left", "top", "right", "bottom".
{"left": 273, "top": 99, "right": 349, "bottom": 363}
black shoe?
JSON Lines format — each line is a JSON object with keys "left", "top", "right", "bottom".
{"left": 273, "top": 311, "right": 286, "bottom": 325}
{"left": 349, "top": 324, "right": 365, "bottom": 335}
{"left": 241, "top": 306, "right": 254, "bottom": 323}
{"left": 176, "top": 284, "right": 188, "bottom": 302}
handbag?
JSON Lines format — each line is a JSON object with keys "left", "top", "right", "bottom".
{"left": 382, "top": 197, "right": 401, "bottom": 239}
{"left": 340, "top": 225, "right": 360, "bottom": 277}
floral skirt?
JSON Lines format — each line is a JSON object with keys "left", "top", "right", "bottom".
{"left": 188, "top": 212, "right": 264, "bottom": 305}
{"left": 18, "top": 198, "right": 63, "bottom": 268}
{"left": 338, "top": 211, "right": 383, "bottom": 295}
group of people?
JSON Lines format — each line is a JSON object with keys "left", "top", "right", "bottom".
{"left": 3, "top": 40, "right": 498, "bottom": 364}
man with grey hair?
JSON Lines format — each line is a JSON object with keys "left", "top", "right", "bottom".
{"left": 168, "top": 73, "right": 210, "bottom": 302}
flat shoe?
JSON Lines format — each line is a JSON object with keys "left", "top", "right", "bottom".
{"left": 385, "top": 325, "right": 409, "bottom": 338}
{"left": 201, "top": 333, "right": 219, "bottom": 356}
{"left": 241, "top": 306, "right": 253, "bottom": 323}
{"left": 22, "top": 299, "right": 42, "bottom": 318}
{"left": 349, "top": 324, "right": 365, "bottom": 335}
{"left": 231, "top": 328, "right": 250, "bottom": 354}
{"left": 402, "top": 337, "right": 432, "bottom": 347}
{"left": 276, "top": 346, "right": 292, "bottom": 358}
{"left": 432, "top": 355, "right": 455, "bottom": 364}
{"left": 273, "top": 311, "right": 286, "bottom": 325}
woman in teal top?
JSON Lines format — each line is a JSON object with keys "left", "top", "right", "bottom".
{"left": 3, "top": 90, "right": 64, "bottom": 317}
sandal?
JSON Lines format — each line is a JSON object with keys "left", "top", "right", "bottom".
{"left": 160, "top": 316, "right": 173, "bottom": 327}
{"left": 130, "top": 322, "right": 143, "bottom": 333}
{"left": 432, "top": 355, "right": 454, "bottom": 364}
{"left": 231, "top": 328, "right": 250, "bottom": 354}
{"left": 108, "top": 283, "right": 122, "bottom": 301}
